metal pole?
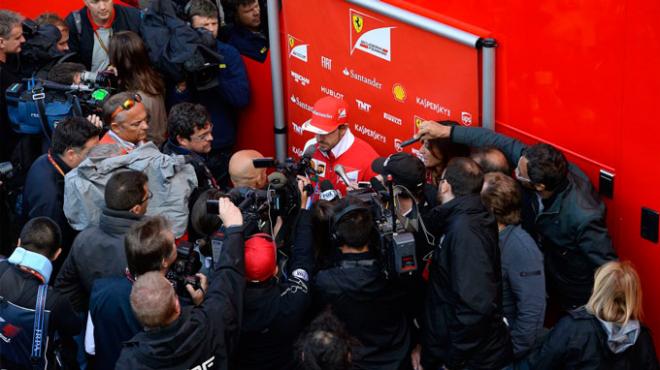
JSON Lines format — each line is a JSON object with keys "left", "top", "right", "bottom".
{"left": 267, "top": 0, "right": 287, "bottom": 161}
{"left": 345, "top": 0, "right": 480, "bottom": 47}
{"left": 480, "top": 38, "right": 497, "bottom": 130}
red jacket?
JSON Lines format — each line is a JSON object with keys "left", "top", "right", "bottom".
{"left": 305, "top": 129, "right": 379, "bottom": 195}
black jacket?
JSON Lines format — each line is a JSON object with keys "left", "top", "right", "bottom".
{"left": 314, "top": 251, "right": 411, "bottom": 370}
{"left": 115, "top": 226, "right": 245, "bottom": 370}
{"left": 531, "top": 308, "right": 660, "bottom": 370}
{"left": 236, "top": 210, "right": 315, "bottom": 370}
{"left": 421, "top": 194, "right": 512, "bottom": 370}
{"left": 0, "top": 261, "right": 83, "bottom": 369}
{"left": 224, "top": 23, "right": 269, "bottom": 63}
{"left": 162, "top": 139, "right": 217, "bottom": 191}
{"left": 55, "top": 208, "right": 142, "bottom": 313}
{"left": 65, "top": 4, "right": 141, "bottom": 70}
{"left": 450, "top": 126, "right": 617, "bottom": 309}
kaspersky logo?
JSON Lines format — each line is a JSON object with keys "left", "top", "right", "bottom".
{"left": 288, "top": 35, "right": 308, "bottom": 62}
{"left": 349, "top": 9, "right": 395, "bottom": 61}
{"left": 354, "top": 123, "right": 386, "bottom": 143}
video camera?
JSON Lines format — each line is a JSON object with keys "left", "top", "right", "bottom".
{"left": 335, "top": 179, "right": 418, "bottom": 279}
{"left": 5, "top": 78, "right": 111, "bottom": 136}
{"left": 165, "top": 239, "right": 203, "bottom": 297}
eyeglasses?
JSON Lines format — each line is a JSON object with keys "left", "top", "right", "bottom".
{"left": 190, "top": 123, "right": 214, "bottom": 141}
{"left": 141, "top": 190, "right": 153, "bottom": 203}
{"left": 110, "top": 93, "right": 142, "bottom": 121}
{"left": 514, "top": 157, "right": 534, "bottom": 183}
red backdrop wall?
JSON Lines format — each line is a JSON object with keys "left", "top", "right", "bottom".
{"left": 5, "top": 0, "right": 660, "bottom": 351}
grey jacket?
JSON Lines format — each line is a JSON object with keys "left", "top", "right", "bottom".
{"left": 499, "top": 224, "right": 546, "bottom": 358}
{"left": 63, "top": 142, "right": 197, "bottom": 237}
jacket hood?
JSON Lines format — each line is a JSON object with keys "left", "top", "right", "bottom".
{"left": 597, "top": 317, "right": 641, "bottom": 354}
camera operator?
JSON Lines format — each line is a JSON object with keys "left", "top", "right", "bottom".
{"left": 0, "top": 10, "right": 26, "bottom": 163}
{"left": 172, "top": 0, "right": 250, "bottom": 188}
{"left": 83, "top": 215, "right": 202, "bottom": 370}
{"left": 313, "top": 197, "right": 411, "bottom": 370}
{"left": 55, "top": 170, "right": 149, "bottom": 313}
{"left": 35, "top": 13, "right": 70, "bottom": 53}
{"left": 116, "top": 198, "right": 245, "bottom": 370}
{"left": 47, "top": 61, "right": 86, "bottom": 84}
{"left": 0, "top": 217, "right": 82, "bottom": 369}
{"left": 417, "top": 157, "right": 511, "bottom": 370}
{"left": 99, "top": 91, "right": 149, "bottom": 153}
{"left": 222, "top": 0, "right": 269, "bottom": 62}
{"left": 163, "top": 102, "right": 218, "bottom": 190}
{"left": 228, "top": 149, "right": 268, "bottom": 189}
{"left": 65, "top": 0, "right": 141, "bottom": 72}
{"left": 22, "top": 116, "right": 100, "bottom": 273}
{"left": 235, "top": 175, "right": 314, "bottom": 370}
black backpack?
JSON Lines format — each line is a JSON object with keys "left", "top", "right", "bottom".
{"left": 0, "top": 267, "right": 51, "bottom": 370}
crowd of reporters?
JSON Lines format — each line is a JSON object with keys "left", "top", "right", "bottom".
{"left": 1, "top": 1, "right": 660, "bottom": 370}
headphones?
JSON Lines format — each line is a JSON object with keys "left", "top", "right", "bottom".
{"left": 329, "top": 204, "right": 370, "bottom": 244}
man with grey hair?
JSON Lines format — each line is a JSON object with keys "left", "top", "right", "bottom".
{"left": 99, "top": 91, "right": 149, "bottom": 153}
{"left": 0, "top": 10, "right": 25, "bottom": 161}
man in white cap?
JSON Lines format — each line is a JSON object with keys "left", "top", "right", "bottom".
{"left": 303, "top": 96, "right": 379, "bottom": 195}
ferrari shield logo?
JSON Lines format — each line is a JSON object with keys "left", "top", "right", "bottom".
{"left": 288, "top": 36, "right": 295, "bottom": 48}
{"left": 352, "top": 14, "right": 364, "bottom": 33}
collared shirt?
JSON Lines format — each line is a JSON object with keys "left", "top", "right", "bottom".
{"left": 106, "top": 130, "right": 138, "bottom": 152}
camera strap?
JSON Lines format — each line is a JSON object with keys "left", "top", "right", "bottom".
{"left": 32, "top": 89, "right": 53, "bottom": 142}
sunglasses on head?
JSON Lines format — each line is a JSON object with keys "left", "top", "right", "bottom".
{"left": 110, "top": 93, "right": 142, "bottom": 120}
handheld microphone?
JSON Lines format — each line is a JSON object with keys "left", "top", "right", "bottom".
{"left": 333, "top": 164, "right": 353, "bottom": 187}
{"left": 399, "top": 136, "right": 421, "bottom": 148}
{"left": 302, "top": 144, "right": 316, "bottom": 159}
{"left": 320, "top": 179, "right": 340, "bottom": 201}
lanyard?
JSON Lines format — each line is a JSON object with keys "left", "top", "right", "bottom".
{"left": 47, "top": 151, "right": 65, "bottom": 177}
{"left": 94, "top": 28, "right": 112, "bottom": 56}
{"left": 18, "top": 265, "right": 46, "bottom": 284}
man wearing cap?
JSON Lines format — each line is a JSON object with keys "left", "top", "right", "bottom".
{"left": 303, "top": 96, "right": 379, "bottom": 195}
{"left": 235, "top": 177, "right": 315, "bottom": 370}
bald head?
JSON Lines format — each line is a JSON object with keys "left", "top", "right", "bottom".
{"left": 229, "top": 149, "right": 268, "bottom": 188}
{"left": 471, "top": 147, "right": 511, "bottom": 174}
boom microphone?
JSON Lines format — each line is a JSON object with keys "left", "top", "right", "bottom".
{"left": 333, "top": 164, "right": 352, "bottom": 187}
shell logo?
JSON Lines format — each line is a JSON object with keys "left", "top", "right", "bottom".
{"left": 392, "top": 83, "right": 406, "bottom": 103}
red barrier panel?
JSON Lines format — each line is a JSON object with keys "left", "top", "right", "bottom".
{"left": 281, "top": 0, "right": 483, "bottom": 159}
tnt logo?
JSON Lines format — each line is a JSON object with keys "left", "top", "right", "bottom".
{"left": 292, "top": 122, "right": 304, "bottom": 135}
{"left": 356, "top": 99, "right": 371, "bottom": 112}
{"left": 461, "top": 112, "right": 472, "bottom": 126}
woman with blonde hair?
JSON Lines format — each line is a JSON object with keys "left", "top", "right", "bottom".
{"left": 532, "top": 261, "right": 659, "bottom": 370}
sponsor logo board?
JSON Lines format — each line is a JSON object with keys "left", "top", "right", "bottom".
{"left": 383, "top": 112, "right": 402, "bottom": 126}
{"left": 290, "top": 71, "right": 310, "bottom": 86}
{"left": 415, "top": 97, "right": 451, "bottom": 117}
{"left": 354, "top": 123, "right": 386, "bottom": 143}
{"left": 287, "top": 35, "right": 308, "bottom": 62}
{"left": 392, "top": 83, "right": 406, "bottom": 103}
{"left": 320, "top": 86, "right": 344, "bottom": 100}
{"left": 349, "top": 9, "right": 394, "bottom": 61}
{"left": 356, "top": 98, "right": 371, "bottom": 112}
{"left": 342, "top": 67, "right": 382, "bottom": 89}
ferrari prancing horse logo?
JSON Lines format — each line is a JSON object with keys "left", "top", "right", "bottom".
{"left": 352, "top": 14, "right": 363, "bottom": 33}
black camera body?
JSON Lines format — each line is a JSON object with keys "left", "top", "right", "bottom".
{"left": 166, "top": 240, "right": 203, "bottom": 297}
{"left": 346, "top": 189, "right": 418, "bottom": 279}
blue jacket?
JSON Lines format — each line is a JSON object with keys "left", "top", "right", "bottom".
{"left": 169, "top": 41, "right": 250, "bottom": 149}
{"left": 22, "top": 153, "right": 77, "bottom": 255}
{"left": 89, "top": 276, "right": 141, "bottom": 370}
{"left": 224, "top": 24, "right": 269, "bottom": 63}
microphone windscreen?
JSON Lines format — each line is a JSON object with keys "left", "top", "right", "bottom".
{"left": 268, "top": 172, "right": 288, "bottom": 189}
{"left": 320, "top": 179, "right": 334, "bottom": 192}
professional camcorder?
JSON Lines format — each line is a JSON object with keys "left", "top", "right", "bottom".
{"left": 166, "top": 240, "right": 203, "bottom": 297}
{"left": 5, "top": 78, "right": 111, "bottom": 136}
{"left": 331, "top": 176, "right": 418, "bottom": 279}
